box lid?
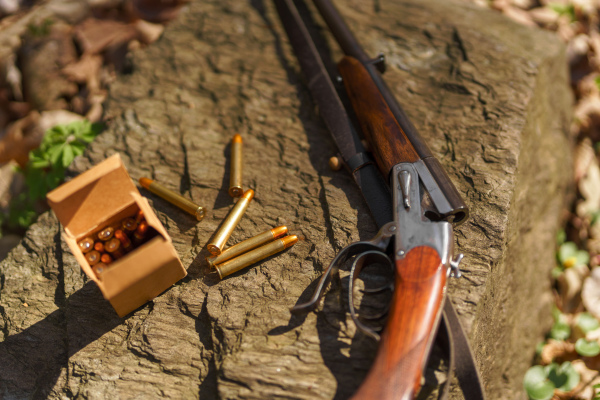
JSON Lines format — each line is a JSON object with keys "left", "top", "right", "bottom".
{"left": 47, "top": 154, "right": 138, "bottom": 238}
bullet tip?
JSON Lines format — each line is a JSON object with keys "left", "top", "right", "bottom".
{"left": 281, "top": 235, "right": 298, "bottom": 249}
{"left": 232, "top": 134, "right": 243, "bottom": 144}
{"left": 242, "top": 189, "right": 255, "bottom": 201}
{"left": 139, "top": 177, "right": 153, "bottom": 189}
{"left": 271, "top": 226, "right": 288, "bottom": 238}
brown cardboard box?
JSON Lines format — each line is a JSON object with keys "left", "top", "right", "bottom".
{"left": 47, "top": 154, "right": 187, "bottom": 317}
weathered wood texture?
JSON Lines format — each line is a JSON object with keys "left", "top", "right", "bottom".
{"left": 0, "top": 0, "right": 572, "bottom": 399}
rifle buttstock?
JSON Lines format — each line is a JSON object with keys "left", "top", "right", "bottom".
{"left": 338, "top": 56, "right": 419, "bottom": 177}
{"left": 351, "top": 246, "right": 447, "bottom": 400}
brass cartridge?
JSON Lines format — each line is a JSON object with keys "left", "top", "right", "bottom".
{"left": 92, "top": 263, "right": 107, "bottom": 277}
{"left": 105, "top": 238, "right": 125, "bottom": 259}
{"left": 207, "top": 189, "right": 255, "bottom": 256}
{"left": 85, "top": 250, "right": 101, "bottom": 266}
{"left": 121, "top": 217, "right": 137, "bottom": 234}
{"left": 229, "top": 134, "right": 243, "bottom": 197}
{"left": 97, "top": 226, "right": 114, "bottom": 241}
{"left": 139, "top": 177, "right": 205, "bottom": 221}
{"left": 78, "top": 237, "right": 94, "bottom": 253}
{"left": 207, "top": 226, "right": 288, "bottom": 268}
{"left": 215, "top": 235, "right": 298, "bottom": 279}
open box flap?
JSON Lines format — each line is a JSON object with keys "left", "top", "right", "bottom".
{"left": 46, "top": 154, "right": 138, "bottom": 238}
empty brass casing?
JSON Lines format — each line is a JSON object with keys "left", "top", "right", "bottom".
{"left": 229, "top": 134, "right": 243, "bottom": 197}
{"left": 207, "top": 189, "right": 255, "bottom": 256}
{"left": 215, "top": 235, "right": 298, "bottom": 279}
{"left": 207, "top": 226, "right": 288, "bottom": 268}
{"left": 139, "top": 177, "right": 205, "bottom": 221}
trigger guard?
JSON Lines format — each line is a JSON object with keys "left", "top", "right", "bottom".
{"left": 349, "top": 250, "right": 394, "bottom": 341}
{"left": 290, "top": 222, "right": 396, "bottom": 314}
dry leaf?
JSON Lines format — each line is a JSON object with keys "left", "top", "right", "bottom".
{"left": 62, "top": 53, "right": 103, "bottom": 92}
{"left": 540, "top": 339, "right": 577, "bottom": 364}
{"left": 557, "top": 264, "right": 589, "bottom": 313}
{"left": 582, "top": 267, "right": 600, "bottom": 320}
{"left": 502, "top": 6, "right": 537, "bottom": 26}
{"left": 74, "top": 18, "right": 138, "bottom": 55}
{"left": 134, "top": 19, "right": 164, "bottom": 44}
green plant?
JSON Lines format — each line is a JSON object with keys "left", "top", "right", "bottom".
{"left": 549, "top": 3, "right": 576, "bottom": 22}
{"left": 524, "top": 362, "right": 580, "bottom": 400}
{"left": 5, "top": 120, "right": 102, "bottom": 231}
{"left": 549, "top": 307, "right": 571, "bottom": 341}
{"left": 557, "top": 241, "right": 590, "bottom": 269}
{"left": 593, "top": 383, "right": 600, "bottom": 400}
{"left": 27, "top": 18, "right": 54, "bottom": 37}
{"left": 575, "top": 338, "right": 600, "bottom": 357}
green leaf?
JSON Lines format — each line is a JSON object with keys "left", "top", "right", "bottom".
{"left": 524, "top": 365, "right": 555, "bottom": 400}
{"left": 576, "top": 312, "right": 600, "bottom": 334}
{"left": 557, "top": 229, "right": 567, "bottom": 245}
{"left": 558, "top": 242, "right": 578, "bottom": 264}
{"left": 61, "top": 144, "right": 74, "bottom": 168}
{"left": 575, "top": 250, "right": 590, "bottom": 267}
{"left": 549, "top": 3, "right": 576, "bottom": 22}
{"left": 575, "top": 338, "right": 600, "bottom": 357}
{"left": 556, "top": 362, "right": 580, "bottom": 392}
{"left": 549, "top": 320, "right": 571, "bottom": 341}
{"left": 47, "top": 144, "right": 64, "bottom": 169}
{"left": 558, "top": 242, "right": 589, "bottom": 268}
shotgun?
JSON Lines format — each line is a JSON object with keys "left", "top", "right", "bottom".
{"left": 274, "top": 0, "right": 480, "bottom": 399}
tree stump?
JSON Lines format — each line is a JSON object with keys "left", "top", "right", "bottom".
{"left": 0, "top": 0, "right": 572, "bottom": 399}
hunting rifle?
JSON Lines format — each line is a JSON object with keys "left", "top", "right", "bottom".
{"left": 274, "top": 0, "right": 486, "bottom": 399}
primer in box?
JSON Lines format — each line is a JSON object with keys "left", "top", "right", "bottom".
{"left": 47, "top": 154, "right": 187, "bottom": 317}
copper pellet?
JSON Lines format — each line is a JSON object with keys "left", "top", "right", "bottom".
{"left": 101, "top": 253, "right": 113, "bottom": 264}
{"left": 115, "top": 229, "right": 133, "bottom": 251}
{"left": 97, "top": 226, "right": 114, "bottom": 241}
{"left": 105, "top": 238, "right": 125, "bottom": 258}
{"left": 78, "top": 237, "right": 94, "bottom": 253}
{"left": 133, "top": 220, "right": 149, "bottom": 245}
{"left": 94, "top": 241, "right": 104, "bottom": 252}
{"left": 85, "top": 250, "right": 101, "bottom": 266}
{"left": 121, "top": 217, "right": 138, "bottom": 234}
{"left": 135, "top": 210, "right": 144, "bottom": 223}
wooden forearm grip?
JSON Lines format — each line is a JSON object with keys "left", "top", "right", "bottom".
{"left": 338, "top": 56, "right": 420, "bottom": 177}
{"left": 351, "top": 246, "right": 447, "bottom": 400}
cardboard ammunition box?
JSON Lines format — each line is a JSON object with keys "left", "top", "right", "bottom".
{"left": 47, "top": 154, "right": 187, "bottom": 317}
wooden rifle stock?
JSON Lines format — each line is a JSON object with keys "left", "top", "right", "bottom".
{"left": 351, "top": 246, "right": 447, "bottom": 400}
{"left": 338, "top": 56, "right": 420, "bottom": 176}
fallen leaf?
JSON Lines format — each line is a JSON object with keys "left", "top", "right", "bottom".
{"left": 134, "top": 19, "right": 164, "bottom": 44}
{"left": 62, "top": 53, "right": 103, "bottom": 92}
{"left": 540, "top": 339, "right": 577, "bottom": 364}
{"left": 582, "top": 268, "right": 600, "bottom": 320}
{"left": 74, "top": 18, "right": 138, "bottom": 55}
